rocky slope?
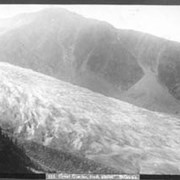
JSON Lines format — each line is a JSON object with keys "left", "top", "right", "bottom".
{"left": 123, "top": 70, "right": 180, "bottom": 114}
{"left": 0, "top": 62, "right": 180, "bottom": 174}
{"left": 120, "top": 30, "right": 180, "bottom": 114}
{"left": 0, "top": 8, "right": 143, "bottom": 98}
{"left": 0, "top": 128, "right": 119, "bottom": 174}
{"left": 0, "top": 127, "right": 37, "bottom": 173}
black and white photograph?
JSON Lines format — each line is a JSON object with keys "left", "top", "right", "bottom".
{"left": 0, "top": 4, "right": 180, "bottom": 179}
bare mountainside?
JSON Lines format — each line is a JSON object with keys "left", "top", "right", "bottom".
{"left": 0, "top": 8, "right": 180, "bottom": 114}
{"left": 120, "top": 31, "right": 180, "bottom": 114}
{"left": 0, "top": 62, "right": 180, "bottom": 174}
{"left": 0, "top": 8, "right": 143, "bottom": 98}
{"left": 123, "top": 70, "right": 180, "bottom": 114}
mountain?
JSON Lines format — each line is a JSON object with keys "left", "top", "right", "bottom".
{"left": 0, "top": 12, "right": 36, "bottom": 35}
{"left": 120, "top": 31, "right": 180, "bottom": 114}
{"left": 0, "top": 8, "right": 143, "bottom": 98}
{"left": 0, "top": 62, "right": 180, "bottom": 174}
{"left": 0, "top": 8, "right": 180, "bottom": 114}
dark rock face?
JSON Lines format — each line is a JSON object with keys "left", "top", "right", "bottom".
{"left": 0, "top": 127, "right": 36, "bottom": 173}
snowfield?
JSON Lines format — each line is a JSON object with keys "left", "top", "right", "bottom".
{"left": 0, "top": 62, "right": 180, "bottom": 174}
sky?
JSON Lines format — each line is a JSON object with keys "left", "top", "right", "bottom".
{"left": 0, "top": 5, "right": 180, "bottom": 42}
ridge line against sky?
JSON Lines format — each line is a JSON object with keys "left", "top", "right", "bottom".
{"left": 0, "top": 5, "right": 180, "bottom": 42}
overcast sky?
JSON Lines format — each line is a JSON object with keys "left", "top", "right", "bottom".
{"left": 0, "top": 5, "right": 180, "bottom": 42}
